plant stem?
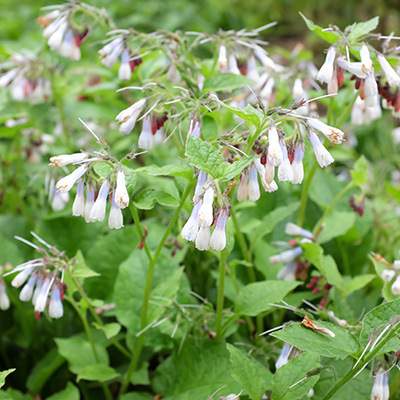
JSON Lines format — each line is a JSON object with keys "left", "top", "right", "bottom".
{"left": 322, "top": 323, "right": 400, "bottom": 400}
{"left": 297, "top": 160, "right": 318, "bottom": 227}
{"left": 129, "top": 203, "right": 153, "bottom": 262}
{"left": 69, "top": 274, "right": 131, "bottom": 359}
{"left": 118, "top": 181, "right": 194, "bottom": 397}
{"left": 216, "top": 248, "right": 227, "bottom": 341}
{"left": 312, "top": 182, "right": 354, "bottom": 236}
{"left": 65, "top": 295, "right": 113, "bottom": 400}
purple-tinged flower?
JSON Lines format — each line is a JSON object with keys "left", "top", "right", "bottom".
{"left": 391, "top": 275, "right": 400, "bottom": 295}
{"left": 119, "top": 49, "right": 132, "bottom": 80}
{"left": 181, "top": 200, "right": 202, "bottom": 242}
{"left": 248, "top": 166, "right": 260, "bottom": 201}
{"left": 48, "top": 286, "right": 63, "bottom": 319}
{"left": 277, "top": 261, "right": 297, "bottom": 281}
{"left": 381, "top": 269, "right": 395, "bottom": 282}
{"left": 285, "top": 223, "right": 314, "bottom": 240}
{"left": 291, "top": 144, "right": 304, "bottom": 184}
{"left": 270, "top": 247, "right": 303, "bottom": 265}
{"left": 89, "top": 180, "right": 110, "bottom": 222}
{"left": 84, "top": 184, "right": 95, "bottom": 223}
{"left": 138, "top": 115, "right": 153, "bottom": 149}
{"left": 198, "top": 187, "right": 214, "bottom": 227}
{"left": 72, "top": 179, "right": 85, "bottom": 217}
{"left": 193, "top": 169, "right": 208, "bottom": 201}
{"left": 237, "top": 172, "right": 248, "bottom": 202}
{"left": 108, "top": 195, "right": 124, "bottom": 230}
{"left": 19, "top": 274, "right": 37, "bottom": 302}
{"left": 116, "top": 98, "right": 147, "bottom": 135}
{"left": 275, "top": 343, "right": 293, "bottom": 369}
{"left": 210, "top": 209, "right": 229, "bottom": 251}
{"left": 371, "top": 371, "right": 389, "bottom": 400}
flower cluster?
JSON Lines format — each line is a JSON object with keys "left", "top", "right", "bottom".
{"left": 0, "top": 54, "right": 51, "bottom": 103}
{"left": 99, "top": 31, "right": 143, "bottom": 80}
{"left": 4, "top": 233, "right": 70, "bottom": 319}
{"left": 317, "top": 42, "right": 400, "bottom": 119}
{"left": 49, "top": 148, "right": 130, "bottom": 230}
{"left": 115, "top": 97, "right": 168, "bottom": 149}
{"left": 181, "top": 171, "right": 230, "bottom": 252}
{"left": 270, "top": 222, "right": 315, "bottom": 281}
{"left": 39, "top": 6, "right": 89, "bottom": 61}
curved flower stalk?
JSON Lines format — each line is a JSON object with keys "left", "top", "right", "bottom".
{"left": 0, "top": 54, "right": 51, "bottom": 103}
{"left": 49, "top": 123, "right": 135, "bottom": 230}
{"left": 3, "top": 233, "right": 73, "bottom": 319}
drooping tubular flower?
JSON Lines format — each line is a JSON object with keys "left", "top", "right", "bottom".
{"left": 317, "top": 47, "right": 336, "bottom": 84}
{"left": 371, "top": 370, "right": 389, "bottom": 400}
{"left": 3, "top": 232, "right": 72, "bottom": 319}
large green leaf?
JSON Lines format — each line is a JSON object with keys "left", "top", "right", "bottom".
{"left": 153, "top": 339, "right": 241, "bottom": 399}
{"left": 114, "top": 249, "right": 183, "bottom": 333}
{"left": 227, "top": 344, "right": 269, "bottom": 400}
{"left": 185, "top": 134, "right": 224, "bottom": 178}
{"left": 272, "top": 352, "right": 320, "bottom": 400}
{"left": 360, "top": 298, "right": 400, "bottom": 355}
{"left": 235, "top": 280, "right": 301, "bottom": 316}
{"left": 133, "top": 162, "right": 192, "bottom": 178}
{"left": 317, "top": 212, "right": 356, "bottom": 244}
{"left": 271, "top": 321, "right": 360, "bottom": 359}
{"left": 54, "top": 335, "right": 109, "bottom": 375}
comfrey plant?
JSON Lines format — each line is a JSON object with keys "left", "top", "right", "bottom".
{"left": 3, "top": 3, "right": 400, "bottom": 400}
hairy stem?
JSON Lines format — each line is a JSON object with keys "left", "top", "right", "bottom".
{"left": 118, "top": 181, "right": 194, "bottom": 397}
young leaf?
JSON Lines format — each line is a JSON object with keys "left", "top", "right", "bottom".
{"left": 347, "top": 17, "right": 379, "bottom": 42}
{"left": 235, "top": 280, "right": 301, "bottom": 316}
{"left": 93, "top": 322, "right": 122, "bottom": 339}
{"left": 299, "top": 12, "right": 340, "bottom": 44}
{"left": 185, "top": 134, "right": 224, "bottom": 177}
{"left": 219, "top": 102, "right": 263, "bottom": 126}
{"left": 218, "top": 155, "right": 255, "bottom": 181}
{"left": 272, "top": 352, "right": 320, "bottom": 400}
{"left": 227, "top": 344, "right": 267, "bottom": 400}
{"left": 271, "top": 321, "right": 360, "bottom": 359}
{"left": 202, "top": 73, "right": 253, "bottom": 92}
{"left": 0, "top": 369, "right": 16, "bottom": 389}
{"left": 71, "top": 250, "right": 100, "bottom": 278}
{"left": 350, "top": 155, "right": 368, "bottom": 185}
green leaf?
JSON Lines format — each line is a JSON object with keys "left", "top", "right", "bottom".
{"left": 345, "top": 274, "right": 376, "bottom": 294}
{"left": 121, "top": 393, "right": 153, "bottom": 400}
{"left": 299, "top": 12, "right": 340, "bottom": 44}
{"left": 185, "top": 134, "right": 224, "bottom": 178}
{"left": 133, "top": 162, "right": 192, "bottom": 178}
{"left": 0, "top": 236, "right": 23, "bottom": 266}
{"left": 235, "top": 280, "right": 301, "bottom": 316}
{"left": 317, "top": 212, "right": 356, "bottom": 244}
{"left": 350, "top": 155, "right": 368, "bottom": 185}
{"left": 218, "top": 155, "right": 255, "bottom": 181}
{"left": 301, "top": 243, "right": 343, "bottom": 287}
{"left": 271, "top": 321, "right": 360, "bottom": 359}
{"left": 133, "top": 189, "right": 179, "bottom": 210}
{"left": 93, "top": 162, "right": 113, "bottom": 178}
{"left": 0, "top": 369, "right": 15, "bottom": 389}
{"left": 227, "top": 344, "right": 266, "bottom": 400}
{"left": 26, "top": 349, "right": 65, "bottom": 394}
{"left": 202, "top": 73, "right": 253, "bottom": 92}
{"left": 360, "top": 298, "right": 400, "bottom": 355}
{"left": 248, "top": 202, "right": 300, "bottom": 249}
{"left": 46, "top": 383, "right": 80, "bottom": 400}
{"left": 93, "top": 322, "right": 121, "bottom": 339}
{"left": 272, "top": 352, "right": 320, "bottom": 400}
{"left": 219, "top": 103, "right": 263, "bottom": 126}
{"left": 77, "top": 364, "right": 120, "bottom": 383}
{"left": 153, "top": 339, "right": 240, "bottom": 400}
{"left": 130, "top": 362, "right": 150, "bottom": 385}
{"left": 71, "top": 250, "right": 100, "bottom": 278}
{"left": 347, "top": 17, "right": 379, "bottom": 42}
{"left": 114, "top": 250, "right": 183, "bottom": 333}
{"left": 85, "top": 226, "right": 140, "bottom": 301}
{"left": 55, "top": 335, "right": 109, "bottom": 374}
